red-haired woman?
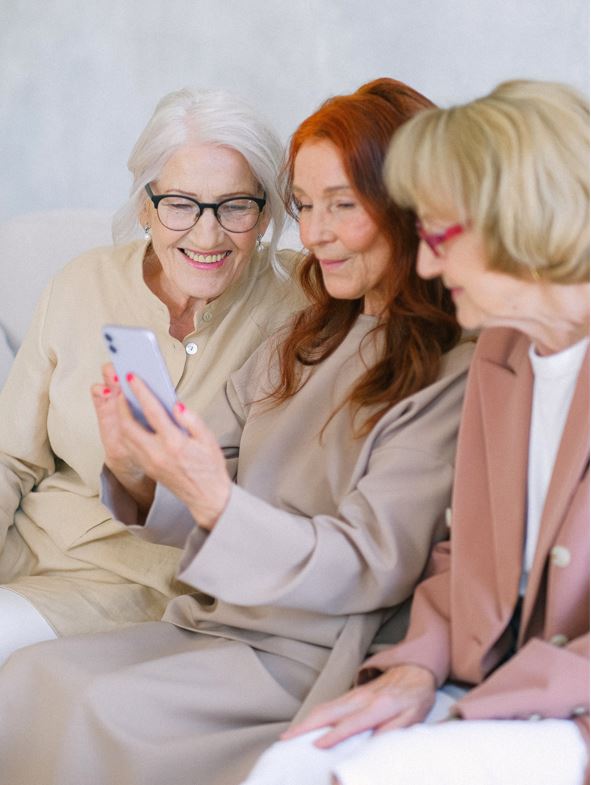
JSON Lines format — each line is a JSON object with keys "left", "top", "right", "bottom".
{"left": 0, "top": 79, "right": 473, "bottom": 785}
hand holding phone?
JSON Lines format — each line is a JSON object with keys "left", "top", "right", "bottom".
{"left": 100, "top": 326, "right": 232, "bottom": 531}
{"left": 102, "top": 325, "right": 179, "bottom": 431}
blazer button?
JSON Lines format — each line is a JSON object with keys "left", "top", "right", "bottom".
{"left": 193, "top": 591, "right": 218, "bottom": 612}
{"left": 549, "top": 634, "right": 569, "bottom": 647}
{"left": 550, "top": 545, "right": 571, "bottom": 568}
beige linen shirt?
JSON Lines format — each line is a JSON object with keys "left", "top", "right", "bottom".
{"left": 0, "top": 239, "right": 305, "bottom": 636}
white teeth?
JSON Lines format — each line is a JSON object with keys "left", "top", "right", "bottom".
{"left": 183, "top": 249, "right": 228, "bottom": 264}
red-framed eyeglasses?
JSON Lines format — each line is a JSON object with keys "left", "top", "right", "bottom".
{"left": 415, "top": 219, "right": 464, "bottom": 257}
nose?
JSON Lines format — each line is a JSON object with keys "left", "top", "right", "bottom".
{"left": 299, "top": 207, "right": 334, "bottom": 250}
{"left": 184, "top": 207, "right": 225, "bottom": 247}
{"left": 416, "top": 241, "right": 444, "bottom": 280}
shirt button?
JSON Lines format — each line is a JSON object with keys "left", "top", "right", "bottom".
{"left": 202, "top": 311, "right": 212, "bottom": 322}
{"left": 550, "top": 545, "right": 571, "bottom": 568}
{"left": 185, "top": 342, "right": 198, "bottom": 356}
{"left": 549, "top": 634, "right": 569, "bottom": 647}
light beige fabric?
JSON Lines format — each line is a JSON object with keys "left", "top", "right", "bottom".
{"left": 0, "top": 239, "right": 306, "bottom": 636}
{"left": 0, "top": 321, "right": 473, "bottom": 785}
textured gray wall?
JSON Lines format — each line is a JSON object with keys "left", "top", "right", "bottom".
{"left": 1, "top": 0, "right": 588, "bottom": 222}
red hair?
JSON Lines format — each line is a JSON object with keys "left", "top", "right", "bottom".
{"left": 270, "top": 78, "right": 461, "bottom": 434}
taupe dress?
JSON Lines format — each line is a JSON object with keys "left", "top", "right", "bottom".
{"left": 0, "top": 318, "right": 473, "bottom": 785}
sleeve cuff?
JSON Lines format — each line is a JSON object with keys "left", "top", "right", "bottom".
{"left": 100, "top": 465, "right": 141, "bottom": 526}
{"left": 100, "top": 466, "right": 197, "bottom": 549}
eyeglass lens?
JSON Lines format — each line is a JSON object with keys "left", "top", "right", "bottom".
{"left": 415, "top": 220, "right": 463, "bottom": 256}
{"left": 157, "top": 196, "right": 261, "bottom": 232}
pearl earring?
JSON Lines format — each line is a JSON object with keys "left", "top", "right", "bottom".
{"left": 144, "top": 225, "right": 151, "bottom": 241}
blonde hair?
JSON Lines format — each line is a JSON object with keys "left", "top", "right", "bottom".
{"left": 385, "top": 80, "right": 589, "bottom": 283}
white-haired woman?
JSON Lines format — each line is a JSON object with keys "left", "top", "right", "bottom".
{"left": 0, "top": 87, "right": 305, "bottom": 665}
{"left": 242, "top": 80, "right": 590, "bottom": 785}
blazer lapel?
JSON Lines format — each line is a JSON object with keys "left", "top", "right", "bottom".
{"left": 477, "top": 336, "right": 533, "bottom": 616}
{"left": 522, "top": 347, "right": 590, "bottom": 628}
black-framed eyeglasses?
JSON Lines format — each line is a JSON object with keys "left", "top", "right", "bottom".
{"left": 145, "top": 184, "right": 266, "bottom": 233}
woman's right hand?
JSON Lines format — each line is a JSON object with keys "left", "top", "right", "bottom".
{"left": 91, "top": 363, "right": 155, "bottom": 511}
{"left": 281, "top": 664, "right": 437, "bottom": 748}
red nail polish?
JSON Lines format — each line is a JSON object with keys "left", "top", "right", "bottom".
{"left": 126, "top": 373, "right": 134, "bottom": 382}
{"left": 113, "top": 374, "right": 119, "bottom": 383}
{"left": 103, "top": 387, "right": 111, "bottom": 396}
{"left": 177, "top": 402, "right": 186, "bottom": 413}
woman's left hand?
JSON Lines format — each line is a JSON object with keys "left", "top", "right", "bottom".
{"left": 281, "top": 664, "right": 436, "bottom": 748}
{"left": 117, "top": 373, "right": 231, "bottom": 530}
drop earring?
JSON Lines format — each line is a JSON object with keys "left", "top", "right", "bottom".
{"left": 256, "top": 234, "right": 263, "bottom": 253}
{"left": 144, "top": 224, "right": 151, "bottom": 242}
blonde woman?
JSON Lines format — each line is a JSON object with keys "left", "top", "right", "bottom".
{"left": 243, "top": 80, "right": 589, "bottom": 785}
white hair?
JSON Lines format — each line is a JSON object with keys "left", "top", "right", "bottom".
{"left": 112, "top": 88, "right": 287, "bottom": 276}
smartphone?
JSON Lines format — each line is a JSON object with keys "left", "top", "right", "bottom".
{"left": 102, "top": 325, "right": 179, "bottom": 430}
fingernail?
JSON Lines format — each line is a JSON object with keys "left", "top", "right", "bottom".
{"left": 126, "top": 373, "right": 134, "bottom": 382}
{"left": 102, "top": 387, "right": 111, "bottom": 396}
{"left": 176, "top": 402, "right": 186, "bottom": 413}
{"left": 113, "top": 374, "right": 119, "bottom": 383}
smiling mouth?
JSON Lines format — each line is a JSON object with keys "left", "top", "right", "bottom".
{"left": 181, "top": 248, "right": 231, "bottom": 265}
{"left": 318, "top": 258, "right": 348, "bottom": 266}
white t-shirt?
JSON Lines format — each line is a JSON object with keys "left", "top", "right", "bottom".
{"left": 521, "top": 337, "right": 589, "bottom": 594}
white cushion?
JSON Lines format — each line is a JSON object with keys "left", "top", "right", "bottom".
{"left": 0, "top": 209, "right": 113, "bottom": 349}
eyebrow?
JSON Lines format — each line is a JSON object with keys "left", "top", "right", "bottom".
{"left": 292, "top": 184, "right": 353, "bottom": 196}
{"left": 155, "top": 185, "right": 262, "bottom": 199}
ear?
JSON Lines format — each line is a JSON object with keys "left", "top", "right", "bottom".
{"left": 257, "top": 203, "right": 272, "bottom": 237}
{"left": 139, "top": 199, "right": 151, "bottom": 227}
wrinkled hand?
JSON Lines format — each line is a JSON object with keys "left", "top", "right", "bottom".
{"left": 91, "top": 363, "right": 156, "bottom": 510}
{"left": 107, "top": 372, "right": 230, "bottom": 530}
{"left": 282, "top": 664, "right": 436, "bottom": 748}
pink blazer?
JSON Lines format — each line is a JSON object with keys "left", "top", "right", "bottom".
{"left": 361, "top": 328, "right": 589, "bottom": 739}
